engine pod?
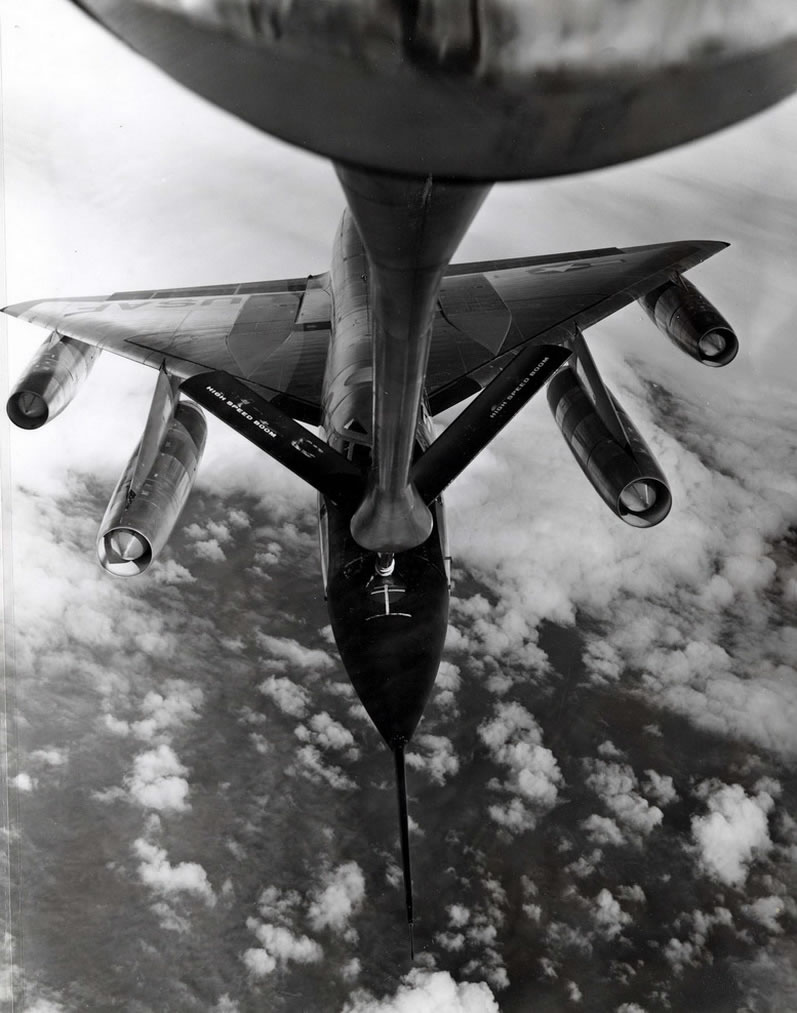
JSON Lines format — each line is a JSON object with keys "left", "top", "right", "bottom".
{"left": 548, "top": 366, "right": 671, "bottom": 528}
{"left": 7, "top": 332, "right": 100, "bottom": 429}
{"left": 639, "top": 275, "right": 738, "bottom": 367}
{"left": 98, "top": 400, "right": 207, "bottom": 575}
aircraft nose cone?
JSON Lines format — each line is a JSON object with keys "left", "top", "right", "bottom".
{"left": 328, "top": 557, "right": 449, "bottom": 748}
{"left": 344, "top": 620, "right": 444, "bottom": 747}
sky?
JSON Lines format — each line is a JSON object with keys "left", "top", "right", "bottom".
{"left": 2, "top": 2, "right": 797, "bottom": 1011}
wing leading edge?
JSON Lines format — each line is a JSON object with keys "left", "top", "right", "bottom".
{"left": 4, "top": 274, "right": 331, "bottom": 425}
{"left": 3, "top": 240, "right": 727, "bottom": 436}
{"left": 426, "top": 239, "right": 728, "bottom": 414}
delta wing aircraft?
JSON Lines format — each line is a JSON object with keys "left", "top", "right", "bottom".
{"left": 5, "top": 0, "right": 797, "bottom": 949}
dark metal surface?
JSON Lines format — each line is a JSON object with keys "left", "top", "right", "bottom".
{"left": 640, "top": 274, "right": 739, "bottom": 366}
{"left": 324, "top": 495, "right": 449, "bottom": 747}
{"left": 547, "top": 366, "right": 672, "bottom": 528}
{"left": 413, "top": 342, "right": 570, "bottom": 503}
{"left": 393, "top": 744, "right": 415, "bottom": 957}
{"left": 182, "top": 370, "right": 365, "bottom": 507}
{"left": 71, "top": 0, "right": 797, "bottom": 180}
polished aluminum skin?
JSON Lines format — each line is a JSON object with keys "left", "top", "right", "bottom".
{"left": 71, "top": 0, "right": 797, "bottom": 179}
{"left": 97, "top": 375, "right": 207, "bottom": 575}
{"left": 7, "top": 331, "right": 100, "bottom": 429}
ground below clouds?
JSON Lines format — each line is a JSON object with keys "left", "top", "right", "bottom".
{"left": 9, "top": 438, "right": 797, "bottom": 1011}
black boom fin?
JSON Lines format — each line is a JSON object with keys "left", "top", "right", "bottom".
{"left": 394, "top": 742, "right": 415, "bottom": 959}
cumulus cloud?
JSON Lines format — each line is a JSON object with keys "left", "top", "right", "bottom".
{"left": 430, "top": 876, "right": 510, "bottom": 989}
{"left": 149, "top": 901, "right": 191, "bottom": 934}
{"left": 566, "top": 980, "right": 582, "bottom": 1003}
{"left": 307, "top": 862, "right": 365, "bottom": 933}
{"left": 29, "top": 748, "right": 67, "bottom": 768}
{"left": 259, "top": 675, "right": 309, "bottom": 718}
{"left": 255, "top": 885, "right": 301, "bottom": 924}
{"left": 585, "top": 760, "right": 663, "bottom": 841}
{"left": 436, "top": 931, "right": 466, "bottom": 952}
{"left": 290, "top": 744, "right": 356, "bottom": 790}
{"left": 150, "top": 559, "right": 197, "bottom": 584}
{"left": 242, "top": 875, "right": 366, "bottom": 976}
{"left": 129, "top": 681, "right": 204, "bottom": 741}
{"left": 432, "top": 661, "right": 462, "bottom": 715}
{"left": 581, "top": 814, "right": 625, "bottom": 846}
{"left": 341, "top": 958, "right": 362, "bottom": 983}
{"left": 256, "top": 633, "right": 335, "bottom": 671}
{"left": 478, "top": 702, "right": 563, "bottom": 833}
{"left": 213, "top": 996, "right": 240, "bottom": 1013}
{"left": 295, "top": 711, "right": 359, "bottom": 759}
{"left": 126, "top": 744, "right": 191, "bottom": 812}
{"left": 742, "top": 895, "right": 786, "bottom": 934}
{"left": 192, "top": 538, "right": 227, "bottom": 562}
{"left": 133, "top": 839, "right": 216, "bottom": 906}
{"left": 20, "top": 1000, "right": 68, "bottom": 1013}
{"left": 691, "top": 782, "right": 774, "bottom": 886}
{"left": 617, "top": 884, "right": 646, "bottom": 905}
{"left": 340, "top": 969, "right": 500, "bottom": 1012}
{"left": 664, "top": 906, "right": 735, "bottom": 976}
{"left": 242, "top": 920, "right": 323, "bottom": 977}
{"left": 641, "top": 770, "right": 678, "bottom": 807}
{"left": 226, "top": 508, "right": 250, "bottom": 529}
{"left": 185, "top": 520, "right": 232, "bottom": 544}
{"left": 449, "top": 594, "right": 549, "bottom": 672}
{"left": 592, "top": 888, "right": 632, "bottom": 941}
{"left": 406, "top": 734, "right": 459, "bottom": 785}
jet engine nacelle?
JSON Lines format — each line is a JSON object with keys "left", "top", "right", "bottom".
{"left": 7, "top": 332, "right": 100, "bottom": 429}
{"left": 547, "top": 366, "right": 671, "bottom": 528}
{"left": 639, "top": 274, "right": 738, "bottom": 367}
{"left": 97, "top": 399, "right": 207, "bottom": 576}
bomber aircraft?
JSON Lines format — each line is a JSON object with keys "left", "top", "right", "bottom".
{"left": 5, "top": 0, "right": 797, "bottom": 949}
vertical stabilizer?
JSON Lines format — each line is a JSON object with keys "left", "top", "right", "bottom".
{"left": 394, "top": 743, "right": 415, "bottom": 958}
